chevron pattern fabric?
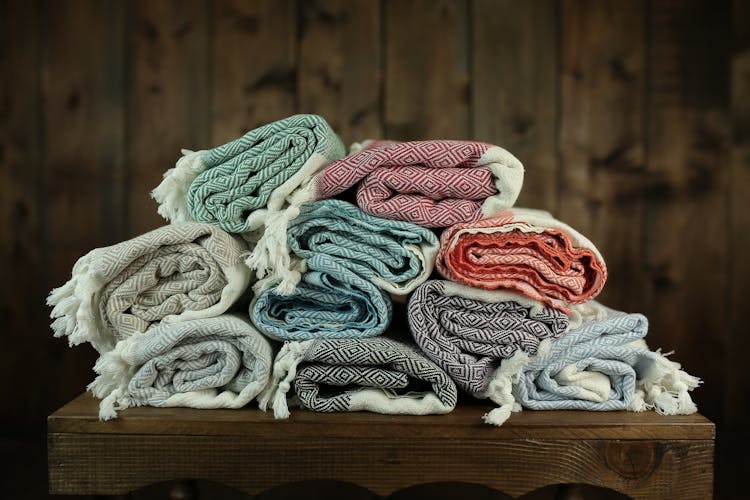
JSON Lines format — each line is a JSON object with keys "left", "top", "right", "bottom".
{"left": 48, "top": 223, "right": 250, "bottom": 353}
{"left": 436, "top": 208, "right": 607, "bottom": 312}
{"left": 251, "top": 253, "right": 392, "bottom": 341}
{"left": 508, "top": 306, "right": 700, "bottom": 413}
{"left": 88, "top": 314, "right": 274, "bottom": 420}
{"left": 408, "top": 280, "right": 569, "bottom": 394}
{"left": 152, "top": 114, "right": 345, "bottom": 233}
{"left": 292, "top": 337, "right": 458, "bottom": 414}
{"left": 308, "top": 139, "right": 525, "bottom": 227}
{"left": 283, "top": 199, "right": 439, "bottom": 295}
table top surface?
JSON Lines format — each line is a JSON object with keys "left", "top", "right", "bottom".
{"left": 48, "top": 393, "right": 715, "bottom": 441}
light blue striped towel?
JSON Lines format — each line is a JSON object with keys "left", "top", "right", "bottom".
{"left": 251, "top": 253, "right": 392, "bottom": 341}
{"left": 88, "top": 315, "right": 274, "bottom": 420}
{"left": 482, "top": 303, "right": 701, "bottom": 426}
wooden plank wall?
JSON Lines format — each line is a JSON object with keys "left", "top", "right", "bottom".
{"left": 0, "top": 0, "right": 746, "bottom": 497}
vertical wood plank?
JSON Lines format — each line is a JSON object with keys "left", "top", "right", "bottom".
{"left": 298, "top": 0, "right": 383, "bottom": 146}
{"left": 0, "top": 0, "right": 45, "bottom": 420}
{"left": 128, "top": 0, "right": 210, "bottom": 236}
{"left": 724, "top": 0, "right": 750, "bottom": 495}
{"left": 40, "top": 0, "right": 126, "bottom": 412}
{"left": 211, "top": 0, "right": 297, "bottom": 144}
{"left": 644, "top": 0, "right": 730, "bottom": 427}
{"left": 384, "top": 0, "right": 469, "bottom": 140}
{"left": 559, "top": 0, "right": 646, "bottom": 312}
{"left": 472, "top": 0, "right": 558, "bottom": 213}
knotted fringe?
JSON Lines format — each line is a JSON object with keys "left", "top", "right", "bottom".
{"left": 87, "top": 332, "right": 144, "bottom": 420}
{"left": 47, "top": 251, "right": 113, "bottom": 353}
{"left": 631, "top": 349, "right": 701, "bottom": 415}
{"left": 258, "top": 340, "right": 314, "bottom": 419}
{"left": 245, "top": 182, "right": 316, "bottom": 295}
{"left": 151, "top": 149, "right": 208, "bottom": 223}
{"left": 480, "top": 342, "right": 539, "bottom": 426}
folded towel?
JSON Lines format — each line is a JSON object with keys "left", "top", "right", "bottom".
{"left": 309, "top": 139, "right": 524, "bottom": 227}
{"left": 481, "top": 303, "right": 701, "bottom": 426}
{"left": 259, "top": 337, "right": 457, "bottom": 417}
{"left": 408, "top": 280, "right": 570, "bottom": 394}
{"left": 246, "top": 139, "right": 522, "bottom": 286}
{"left": 48, "top": 223, "right": 250, "bottom": 353}
{"left": 436, "top": 208, "right": 607, "bottom": 312}
{"left": 251, "top": 253, "right": 392, "bottom": 341}
{"left": 88, "top": 315, "right": 273, "bottom": 420}
{"left": 152, "top": 114, "right": 345, "bottom": 234}
{"left": 255, "top": 199, "right": 438, "bottom": 294}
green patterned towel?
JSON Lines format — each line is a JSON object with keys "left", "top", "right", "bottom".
{"left": 256, "top": 199, "right": 438, "bottom": 294}
{"left": 152, "top": 114, "right": 345, "bottom": 235}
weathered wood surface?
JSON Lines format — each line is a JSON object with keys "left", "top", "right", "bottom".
{"left": 48, "top": 394, "right": 714, "bottom": 499}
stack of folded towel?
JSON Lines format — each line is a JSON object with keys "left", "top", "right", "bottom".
{"left": 49, "top": 113, "right": 700, "bottom": 425}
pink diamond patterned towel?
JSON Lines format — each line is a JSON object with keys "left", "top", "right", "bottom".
{"left": 309, "top": 139, "right": 524, "bottom": 228}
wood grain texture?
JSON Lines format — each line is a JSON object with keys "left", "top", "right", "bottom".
{"left": 298, "top": 0, "right": 382, "bottom": 145}
{"left": 39, "top": 0, "right": 125, "bottom": 415}
{"left": 127, "top": 0, "right": 210, "bottom": 235}
{"left": 559, "top": 0, "right": 646, "bottom": 313}
{"left": 724, "top": 0, "right": 750, "bottom": 496}
{"left": 49, "top": 393, "right": 714, "bottom": 441}
{"left": 211, "top": 0, "right": 297, "bottom": 144}
{"left": 0, "top": 0, "right": 45, "bottom": 421}
{"left": 48, "top": 431, "right": 713, "bottom": 499}
{"left": 384, "top": 0, "right": 469, "bottom": 139}
{"left": 472, "top": 0, "right": 558, "bottom": 213}
{"left": 643, "top": 0, "right": 730, "bottom": 427}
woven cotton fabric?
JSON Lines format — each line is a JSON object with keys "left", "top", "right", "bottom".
{"left": 152, "top": 114, "right": 345, "bottom": 233}
{"left": 89, "top": 315, "right": 273, "bottom": 420}
{"left": 307, "top": 140, "right": 524, "bottom": 227}
{"left": 481, "top": 304, "right": 701, "bottom": 426}
{"left": 280, "top": 199, "right": 438, "bottom": 295}
{"left": 436, "top": 208, "right": 607, "bottom": 312}
{"left": 251, "top": 253, "right": 392, "bottom": 341}
{"left": 48, "top": 223, "right": 250, "bottom": 354}
{"left": 263, "top": 337, "right": 457, "bottom": 416}
{"left": 408, "top": 280, "right": 569, "bottom": 394}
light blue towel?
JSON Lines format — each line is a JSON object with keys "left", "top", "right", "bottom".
{"left": 251, "top": 253, "right": 392, "bottom": 341}
{"left": 482, "top": 304, "right": 701, "bottom": 426}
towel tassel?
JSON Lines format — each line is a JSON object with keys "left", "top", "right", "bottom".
{"left": 258, "top": 340, "right": 314, "bottom": 419}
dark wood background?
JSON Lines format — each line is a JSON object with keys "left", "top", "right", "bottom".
{"left": 1, "top": 0, "right": 747, "bottom": 498}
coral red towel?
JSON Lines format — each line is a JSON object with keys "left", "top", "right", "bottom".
{"left": 306, "top": 140, "right": 524, "bottom": 228}
{"left": 436, "top": 208, "right": 607, "bottom": 312}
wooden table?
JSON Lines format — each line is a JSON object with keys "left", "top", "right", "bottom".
{"left": 48, "top": 393, "right": 715, "bottom": 499}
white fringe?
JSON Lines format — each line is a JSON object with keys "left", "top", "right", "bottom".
{"left": 87, "top": 332, "right": 144, "bottom": 420}
{"left": 47, "top": 250, "right": 114, "bottom": 353}
{"left": 479, "top": 344, "right": 535, "bottom": 426}
{"left": 258, "top": 340, "right": 314, "bottom": 419}
{"left": 244, "top": 180, "right": 316, "bottom": 295}
{"left": 151, "top": 149, "right": 207, "bottom": 223}
{"left": 634, "top": 349, "right": 701, "bottom": 415}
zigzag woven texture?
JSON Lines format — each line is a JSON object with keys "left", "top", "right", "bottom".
{"left": 47, "top": 223, "right": 249, "bottom": 354}
{"left": 286, "top": 199, "right": 438, "bottom": 294}
{"left": 408, "top": 280, "right": 569, "bottom": 394}
{"left": 154, "top": 114, "right": 345, "bottom": 233}
{"left": 89, "top": 314, "right": 274, "bottom": 419}
{"left": 436, "top": 208, "right": 608, "bottom": 312}
{"left": 293, "top": 337, "right": 458, "bottom": 414}
{"left": 309, "top": 139, "right": 524, "bottom": 227}
{"left": 251, "top": 253, "right": 392, "bottom": 341}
